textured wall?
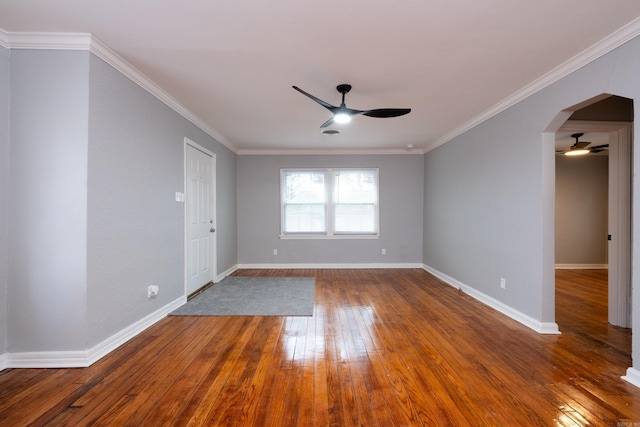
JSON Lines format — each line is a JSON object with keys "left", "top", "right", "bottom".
{"left": 238, "top": 154, "right": 423, "bottom": 265}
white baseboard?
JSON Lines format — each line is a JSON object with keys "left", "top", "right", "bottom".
{"left": 236, "top": 262, "right": 424, "bottom": 269}
{"left": 0, "top": 352, "right": 7, "bottom": 371}
{"left": 555, "top": 264, "right": 608, "bottom": 269}
{"left": 85, "top": 296, "right": 185, "bottom": 366}
{"left": 423, "top": 264, "right": 560, "bottom": 335}
{"left": 5, "top": 296, "right": 185, "bottom": 369}
{"left": 622, "top": 367, "right": 640, "bottom": 388}
{"left": 8, "top": 350, "right": 92, "bottom": 368}
{"left": 216, "top": 264, "right": 238, "bottom": 282}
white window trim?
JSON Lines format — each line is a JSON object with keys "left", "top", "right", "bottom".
{"left": 280, "top": 168, "right": 380, "bottom": 239}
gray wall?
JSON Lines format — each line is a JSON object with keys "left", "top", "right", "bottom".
{"left": 0, "top": 47, "right": 9, "bottom": 355}
{"left": 423, "top": 34, "right": 640, "bottom": 361}
{"left": 423, "top": 114, "right": 546, "bottom": 316}
{"left": 555, "top": 155, "right": 608, "bottom": 265}
{"left": 238, "top": 154, "right": 423, "bottom": 265}
{"left": 5, "top": 49, "right": 238, "bottom": 354}
{"left": 8, "top": 50, "right": 90, "bottom": 352}
{"left": 86, "top": 54, "right": 237, "bottom": 347}
{"left": 86, "top": 55, "right": 185, "bottom": 346}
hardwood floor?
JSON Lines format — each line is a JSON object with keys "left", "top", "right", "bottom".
{"left": 1, "top": 268, "right": 639, "bottom": 426}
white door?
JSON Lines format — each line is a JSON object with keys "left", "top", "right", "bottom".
{"left": 608, "top": 125, "right": 632, "bottom": 328}
{"left": 186, "top": 142, "right": 216, "bottom": 295}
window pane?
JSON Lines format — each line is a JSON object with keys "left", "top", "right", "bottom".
{"left": 281, "top": 168, "right": 378, "bottom": 236}
{"left": 284, "top": 204, "right": 325, "bottom": 233}
{"left": 284, "top": 172, "right": 325, "bottom": 203}
{"left": 334, "top": 170, "right": 376, "bottom": 204}
{"left": 283, "top": 171, "right": 326, "bottom": 233}
{"left": 335, "top": 204, "right": 375, "bottom": 233}
{"left": 334, "top": 170, "right": 377, "bottom": 234}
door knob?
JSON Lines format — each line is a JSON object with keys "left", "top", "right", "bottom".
{"left": 210, "top": 228, "right": 216, "bottom": 233}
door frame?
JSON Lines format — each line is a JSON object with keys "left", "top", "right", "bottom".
{"left": 183, "top": 138, "right": 217, "bottom": 296}
{"left": 556, "top": 120, "right": 632, "bottom": 327}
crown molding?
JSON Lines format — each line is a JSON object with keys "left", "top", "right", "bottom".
{"left": 237, "top": 147, "right": 424, "bottom": 156}
{"left": 0, "top": 29, "right": 8, "bottom": 49}
{"left": 0, "top": 28, "right": 238, "bottom": 154}
{"left": 2, "top": 31, "right": 92, "bottom": 50}
{"left": 4, "top": 16, "right": 640, "bottom": 157}
{"left": 423, "top": 16, "right": 640, "bottom": 154}
{"left": 87, "top": 36, "right": 237, "bottom": 153}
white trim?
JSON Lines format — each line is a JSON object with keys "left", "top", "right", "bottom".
{"left": 86, "top": 296, "right": 184, "bottom": 366}
{"left": 607, "top": 124, "right": 632, "bottom": 328}
{"left": 0, "top": 30, "right": 237, "bottom": 154}
{"left": 622, "top": 367, "right": 640, "bottom": 389}
{"left": 5, "top": 296, "right": 184, "bottom": 368}
{"left": 216, "top": 264, "right": 238, "bottom": 282}
{"left": 279, "top": 234, "right": 379, "bottom": 240}
{"left": 555, "top": 264, "right": 608, "bottom": 270}
{"left": 237, "top": 263, "right": 424, "bottom": 269}
{"left": 0, "top": 353, "right": 7, "bottom": 371}
{"left": 0, "top": 28, "right": 9, "bottom": 49}
{"left": 4, "top": 31, "right": 92, "bottom": 50}
{"left": 424, "top": 17, "right": 640, "bottom": 153}
{"left": 423, "top": 264, "right": 561, "bottom": 335}
{"left": 8, "top": 350, "right": 90, "bottom": 369}
{"left": 238, "top": 148, "right": 424, "bottom": 156}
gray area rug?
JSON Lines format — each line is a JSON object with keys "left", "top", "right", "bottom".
{"left": 171, "top": 276, "right": 315, "bottom": 316}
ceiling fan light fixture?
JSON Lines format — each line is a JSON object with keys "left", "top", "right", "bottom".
{"left": 565, "top": 148, "right": 590, "bottom": 156}
{"left": 292, "top": 84, "right": 410, "bottom": 129}
{"left": 333, "top": 112, "right": 351, "bottom": 124}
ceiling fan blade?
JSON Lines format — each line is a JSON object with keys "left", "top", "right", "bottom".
{"left": 574, "top": 141, "right": 591, "bottom": 149}
{"left": 362, "top": 108, "right": 411, "bottom": 118}
{"left": 590, "top": 149, "right": 606, "bottom": 153}
{"left": 292, "top": 86, "right": 337, "bottom": 112}
{"left": 589, "top": 144, "right": 609, "bottom": 150}
{"left": 320, "top": 117, "right": 335, "bottom": 128}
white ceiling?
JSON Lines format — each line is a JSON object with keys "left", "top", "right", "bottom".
{"left": 1, "top": 1, "right": 640, "bottom": 154}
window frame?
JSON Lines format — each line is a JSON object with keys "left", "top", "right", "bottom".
{"left": 280, "top": 168, "right": 380, "bottom": 239}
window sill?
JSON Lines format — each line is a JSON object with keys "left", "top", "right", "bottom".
{"left": 279, "top": 234, "right": 380, "bottom": 240}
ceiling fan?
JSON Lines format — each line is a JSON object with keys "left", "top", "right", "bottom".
{"left": 557, "top": 132, "right": 609, "bottom": 156}
{"left": 292, "top": 84, "right": 411, "bottom": 128}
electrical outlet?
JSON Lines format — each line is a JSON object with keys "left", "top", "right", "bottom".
{"left": 273, "top": 249, "right": 278, "bottom": 255}
{"left": 500, "top": 278, "right": 506, "bottom": 289}
{"left": 148, "top": 285, "right": 159, "bottom": 299}
{"left": 381, "top": 248, "right": 386, "bottom": 255}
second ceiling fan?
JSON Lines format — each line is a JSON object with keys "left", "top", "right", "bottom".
{"left": 292, "top": 84, "right": 411, "bottom": 129}
{"left": 557, "top": 132, "right": 609, "bottom": 156}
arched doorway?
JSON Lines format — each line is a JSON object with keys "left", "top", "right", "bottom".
{"left": 544, "top": 93, "right": 633, "bottom": 358}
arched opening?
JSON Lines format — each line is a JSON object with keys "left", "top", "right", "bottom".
{"left": 545, "top": 93, "right": 633, "bottom": 362}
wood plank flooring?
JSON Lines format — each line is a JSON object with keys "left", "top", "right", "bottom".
{"left": 1, "top": 268, "right": 639, "bottom": 426}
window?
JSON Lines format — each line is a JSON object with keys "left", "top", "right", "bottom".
{"left": 281, "top": 168, "right": 379, "bottom": 237}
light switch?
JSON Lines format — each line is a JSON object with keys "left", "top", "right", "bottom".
{"left": 175, "top": 192, "right": 184, "bottom": 202}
